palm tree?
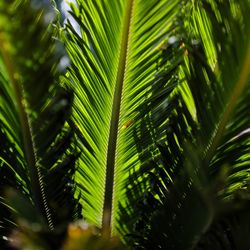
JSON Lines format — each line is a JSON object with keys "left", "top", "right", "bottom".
{"left": 0, "top": 0, "right": 249, "bottom": 249}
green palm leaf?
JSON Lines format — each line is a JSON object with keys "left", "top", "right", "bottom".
{"left": 63, "top": 0, "right": 181, "bottom": 233}
{"left": 118, "top": 0, "right": 250, "bottom": 248}
{"left": 0, "top": 0, "right": 81, "bottom": 242}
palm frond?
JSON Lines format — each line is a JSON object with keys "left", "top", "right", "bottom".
{"left": 0, "top": 0, "right": 81, "bottom": 242}
{"left": 63, "top": 0, "right": 181, "bottom": 233}
{"left": 188, "top": 0, "right": 250, "bottom": 194}
{"left": 118, "top": 0, "right": 250, "bottom": 248}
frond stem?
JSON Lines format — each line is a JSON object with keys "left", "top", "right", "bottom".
{"left": 102, "top": 0, "right": 134, "bottom": 236}
{"left": 205, "top": 44, "right": 250, "bottom": 163}
{"left": 0, "top": 33, "right": 53, "bottom": 230}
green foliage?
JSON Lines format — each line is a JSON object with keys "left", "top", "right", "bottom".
{"left": 0, "top": 0, "right": 81, "bottom": 248}
{"left": 118, "top": 0, "right": 250, "bottom": 248}
{"left": 0, "top": 0, "right": 249, "bottom": 249}
{"left": 63, "top": 0, "right": 182, "bottom": 233}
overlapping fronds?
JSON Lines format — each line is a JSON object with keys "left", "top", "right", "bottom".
{"left": 189, "top": 0, "right": 250, "bottom": 195}
{"left": 0, "top": 0, "right": 81, "bottom": 243}
{"left": 0, "top": 0, "right": 249, "bottom": 248}
{"left": 118, "top": 0, "right": 250, "bottom": 248}
{"left": 63, "top": 0, "right": 181, "bottom": 233}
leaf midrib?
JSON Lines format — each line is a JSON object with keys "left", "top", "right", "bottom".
{"left": 205, "top": 44, "right": 250, "bottom": 163}
{"left": 0, "top": 32, "right": 54, "bottom": 230}
{"left": 102, "top": 0, "right": 134, "bottom": 235}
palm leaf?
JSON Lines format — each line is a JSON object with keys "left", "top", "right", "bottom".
{"left": 118, "top": 0, "right": 250, "bottom": 248}
{"left": 0, "top": 0, "right": 81, "bottom": 242}
{"left": 63, "top": 0, "right": 181, "bottom": 233}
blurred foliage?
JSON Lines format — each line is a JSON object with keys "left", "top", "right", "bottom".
{"left": 8, "top": 221, "right": 126, "bottom": 250}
